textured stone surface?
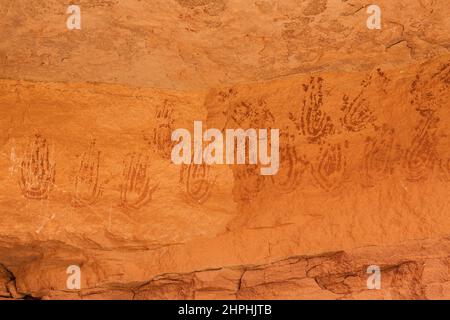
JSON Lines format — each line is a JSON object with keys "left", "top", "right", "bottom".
{"left": 0, "top": 0, "right": 449, "bottom": 300}
{"left": 1, "top": 0, "right": 449, "bottom": 89}
{"left": 3, "top": 237, "right": 450, "bottom": 300}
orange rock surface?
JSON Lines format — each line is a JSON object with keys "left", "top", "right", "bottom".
{"left": 0, "top": 0, "right": 449, "bottom": 299}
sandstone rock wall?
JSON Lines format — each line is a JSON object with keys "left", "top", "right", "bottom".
{"left": 1, "top": 0, "right": 449, "bottom": 89}
{"left": 0, "top": 0, "right": 449, "bottom": 300}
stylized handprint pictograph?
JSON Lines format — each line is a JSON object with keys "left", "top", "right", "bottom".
{"left": 119, "top": 152, "right": 158, "bottom": 210}
{"left": 233, "top": 165, "right": 266, "bottom": 201}
{"left": 311, "top": 142, "right": 348, "bottom": 192}
{"left": 224, "top": 98, "right": 275, "bottom": 130}
{"left": 249, "top": 99, "right": 275, "bottom": 129}
{"left": 217, "top": 89, "right": 237, "bottom": 129}
{"left": 341, "top": 76, "right": 376, "bottom": 132}
{"left": 402, "top": 113, "right": 440, "bottom": 182}
{"left": 180, "top": 161, "right": 215, "bottom": 204}
{"left": 71, "top": 139, "right": 103, "bottom": 207}
{"left": 217, "top": 88, "right": 237, "bottom": 105}
{"left": 150, "top": 100, "right": 175, "bottom": 159}
{"left": 231, "top": 100, "right": 252, "bottom": 127}
{"left": 19, "top": 134, "right": 56, "bottom": 200}
{"left": 289, "top": 76, "right": 334, "bottom": 143}
{"left": 222, "top": 97, "right": 252, "bottom": 129}
{"left": 410, "top": 63, "right": 450, "bottom": 116}
{"left": 360, "top": 126, "right": 397, "bottom": 187}
{"left": 271, "top": 127, "right": 309, "bottom": 193}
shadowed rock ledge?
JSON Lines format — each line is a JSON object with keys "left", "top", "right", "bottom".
{"left": 2, "top": 236, "right": 450, "bottom": 300}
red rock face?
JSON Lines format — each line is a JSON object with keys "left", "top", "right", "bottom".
{"left": 0, "top": 0, "right": 449, "bottom": 300}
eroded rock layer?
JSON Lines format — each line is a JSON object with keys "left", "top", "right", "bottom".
{"left": 1, "top": 0, "right": 450, "bottom": 89}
